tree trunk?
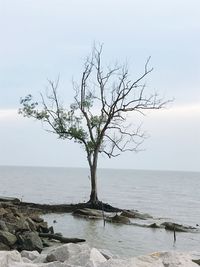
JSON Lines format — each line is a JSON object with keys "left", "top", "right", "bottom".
{"left": 89, "top": 152, "right": 98, "bottom": 204}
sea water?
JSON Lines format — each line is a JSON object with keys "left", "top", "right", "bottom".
{"left": 0, "top": 166, "right": 199, "bottom": 256}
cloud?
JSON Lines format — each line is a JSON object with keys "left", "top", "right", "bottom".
{"left": 0, "top": 109, "right": 18, "bottom": 121}
{"left": 147, "top": 104, "right": 200, "bottom": 119}
{"left": 0, "top": 104, "right": 199, "bottom": 123}
{"left": 172, "top": 104, "right": 200, "bottom": 115}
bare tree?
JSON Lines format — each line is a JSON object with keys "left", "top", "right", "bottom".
{"left": 19, "top": 46, "right": 168, "bottom": 205}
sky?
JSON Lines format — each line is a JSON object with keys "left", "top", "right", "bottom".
{"left": 0, "top": 0, "right": 199, "bottom": 172}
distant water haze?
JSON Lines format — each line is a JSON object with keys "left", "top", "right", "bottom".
{"left": 0, "top": 166, "right": 199, "bottom": 256}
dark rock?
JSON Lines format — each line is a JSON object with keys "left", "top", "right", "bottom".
{"left": 161, "top": 222, "right": 197, "bottom": 232}
{"left": 48, "top": 226, "right": 54, "bottom": 234}
{"left": 10, "top": 207, "right": 22, "bottom": 219}
{"left": 5, "top": 216, "right": 34, "bottom": 234}
{"left": 26, "top": 218, "right": 37, "bottom": 231}
{"left": 0, "top": 220, "right": 9, "bottom": 232}
{"left": 0, "top": 242, "right": 10, "bottom": 250}
{"left": 37, "top": 221, "right": 49, "bottom": 233}
{"left": 107, "top": 214, "right": 131, "bottom": 224}
{"left": 29, "top": 214, "right": 44, "bottom": 223}
{"left": 0, "top": 230, "right": 17, "bottom": 247}
{"left": 0, "top": 196, "right": 20, "bottom": 204}
{"left": 15, "top": 218, "right": 31, "bottom": 231}
{"left": 148, "top": 223, "right": 160, "bottom": 228}
{"left": 121, "top": 210, "right": 153, "bottom": 220}
{"left": 17, "top": 231, "right": 43, "bottom": 253}
{"left": 192, "top": 259, "right": 200, "bottom": 265}
{"left": 121, "top": 210, "right": 136, "bottom": 218}
{"left": 73, "top": 208, "right": 103, "bottom": 218}
{"left": 3, "top": 211, "right": 18, "bottom": 223}
{"left": 6, "top": 221, "right": 21, "bottom": 234}
{"left": 41, "top": 239, "right": 51, "bottom": 247}
{"left": 0, "top": 208, "right": 8, "bottom": 217}
{"left": 39, "top": 232, "right": 85, "bottom": 244}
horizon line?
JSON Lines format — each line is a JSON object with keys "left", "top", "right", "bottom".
{"left": 0, "top": 164, "right": 199, "bottom": 174}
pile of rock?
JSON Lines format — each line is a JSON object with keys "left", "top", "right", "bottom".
{"left": 0, "top": 201, "right": 85, "bottom": 253}
{"left": 0, "top": 201, "right": 54, "bottom": 252}
{"left": 0, "top": 243, "right": 199, "bottom": 267}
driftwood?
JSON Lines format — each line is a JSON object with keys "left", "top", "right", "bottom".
{"left": 39, "top": 233, "right": 85, "bottom": 243}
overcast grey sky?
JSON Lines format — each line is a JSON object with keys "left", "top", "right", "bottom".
{"left": 0, "top": 0, "right": 199, "bottom": 171}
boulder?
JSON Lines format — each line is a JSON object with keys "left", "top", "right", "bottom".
{"left": 37, "top": 221, "right": 49, "bottom": 233}
{"left": 0, "top": 242, "right": 10, "bottom": 251}
{"left": 2, "top": 211, "right": 17, "bottom": 223}
{"left": 5, "top": 218, "right": 31, "bottom": 234}
{"left": 21, "top": 250, "right": 40, "bottom": 261}
{"left": 161, "top": 222, "right": 197, "bottom": 232}
{"left": 0, "top": 250, "right": 22, "bottom": 266}
{"left": 29, "top": 214, "right": 44, "bottom": 223}
{"left": 96, "top": 251, "right": 199, "bottom": 267}
{"left": 21, "top": 257, "right": 33, "bottom": 263}
{"left": 120, "top": 210, "right": 136, "bottom": 219}
{"left": 32, "top": 253, "right": 47, "bottom": 263}
{"left": 0, "top": 208, "right": 8, "bottom": 217}
{"left": 106, "top": 214, "right": 131, "bottom": 224}
{"left": 26, "top": 218, "right": 37, "bottom": 231}
{"left": 148, "top": 223, "right": 160, "bottom": 229}
{"left": 72, "top": 208, "right": 103, "bottom": 219}
{"left": 90, "top": 248, "right": 107, "bottom": 264}
{"left": 16, "top": 217, "right": 31, "bottom": 231}
{"left": 0, "top": 248, "right": 199, "bottom": 267}
{"left": 41, "top": 238, "right": 51, "bottom": 248}
{"left": 121, "top": 210, "right": 153, "bottom": 220}
{"left": 0, "top": 230, "right": 17, "bottom": 247}
{"left": 9, "top": 207, "right": 21, "bottom": 217}
{"left": 46, "top": 243, "right": 106, "bottom": 266}
{"left": 152, "top": 251, "right": 198, "bottom": 267}
{"left": 17, "top": 231, "right": 43, "bottom": 253}
{"left": 5, "top": 221, "right": 21, "bottom": 234}
{"left": 0, "top": 220, "right": 9, "bottom": 232}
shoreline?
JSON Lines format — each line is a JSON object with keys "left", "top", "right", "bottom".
{"left": 1, "top": 196, "right": 199, "bottom": 253}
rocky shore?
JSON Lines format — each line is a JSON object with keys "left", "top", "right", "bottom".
{"left": 0, "top": 198, "right": 85, "bottom": 253}
{"left": 1, "top": 196, "right": 200, "bottom": 266}
{"left": 0, "top": 243, "right": 200, "bottom": 267}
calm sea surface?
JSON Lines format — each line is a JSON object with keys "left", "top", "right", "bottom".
{"left": 0, "top": 166, "right": 199, "bottom": 257}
